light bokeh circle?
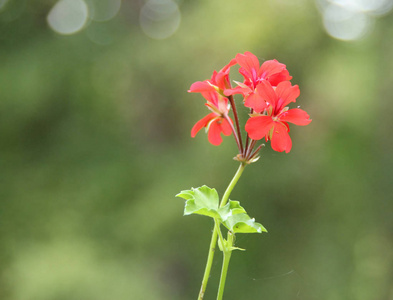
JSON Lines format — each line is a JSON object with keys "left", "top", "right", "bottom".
{"left": 47, "top": 0, "right": 89, "bottom": 35}
{"left": 323, "top": 3, "right": 371, "bottom": 41}
{"left": 139, "top": 0, "right": 181, "bottom": 40}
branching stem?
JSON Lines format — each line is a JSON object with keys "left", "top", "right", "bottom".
{"left": 197, "top": 163, "right": 246, "bottom": 300}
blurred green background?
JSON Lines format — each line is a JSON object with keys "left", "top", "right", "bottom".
{"left": 1, "top": 0, "right": 393, "bottom": 299}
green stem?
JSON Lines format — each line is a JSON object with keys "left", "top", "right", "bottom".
{"left": 220, "top": 162, "right": 246, "bottom": 208}
{"left": 197, "top": 163, "right": 246, "bottom": 300}
{"left": 197, "top": 228, "right": 218, "bottom": 300}
{"left": 216, "top": 232, "right": 234, "bottom": 300}
{"left": 214, "top": 219, "right": 225, "bottom": 252}
{"left": 217, "top": 253, "right": 232, "bottom": 300}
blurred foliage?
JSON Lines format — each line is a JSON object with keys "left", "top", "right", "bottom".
{"left": 1, "top": 0, "right": 393, "bottom": 299}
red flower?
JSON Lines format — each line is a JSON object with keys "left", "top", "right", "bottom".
{"left": 244, "top": 81, "right": 311, "bottom": 153}
{"left": 225, "top": 52, "right": 292, "bottom": 113}
{"left": 191, "top": 91, "right": 233, "bottom": 146}
{"left": 188, "top": 59, "right": 237, "bottom": 95}
{"left": 191, "top": 113, "right": 232, "bottom": 146}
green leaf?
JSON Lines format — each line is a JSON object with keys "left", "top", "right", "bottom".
{"left": 218, "top": 200, "right": 247, "bottom": 221}
{"left": 223, "top": 213, "right": 267, "bottom": 234}
{"left": 184, "top": 199, "right": 221, "bottom": 219}
{"left": 176, "top": 185, "right": 220, "bottom": 219}
{"left": 175, "top": 190, "right": 194, "bottom": 200}
{"left": 192, "top": 185, "right": 219, "bottom": 209}
{"left": 228, "top": 200, "right": 247, "bottom": 215}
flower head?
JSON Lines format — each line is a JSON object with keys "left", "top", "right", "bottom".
{"left": 245, "top": 81, "right": 311, "bottom": 153}
{"left": 188, "top": 52, "right": 311, "bottom": 156}
{"left": 191, "top": 91, "right": 233, "bottom": 146}
{"left": 225, "top": 52, "right": 292, "bottom": 113}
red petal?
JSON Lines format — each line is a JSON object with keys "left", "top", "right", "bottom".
{"left": 268, "top": 69, "right": 292, "bottom": 86}
{"left": 207, "top": 120, "right": 223, "bottom": 145}
{"left": 270, "top": 122, "right": 292, "bottom": 153}
{"left": 215, "top": 62, "right": 234, "bottom": 90}
{"left": 238, "top": 68, "right": 253, "bottom": 84}
{"left": 191, "top": 113, "right": 215, "bottom": 137}
{"left": 245, "top": 116, "right": 274, "bottom": 140}
{"left": 201, "top": 91, "right": 220, "bottom": 107}
{"left": 189, "top": 81, "right": 215, "bottom": 93}
{"left": 275, "top": 81, "right": 300, "bottom": 110}
{"left": 257, "top": 81, "right": 278, "bottom": 107}
{"left": 236, "top": 52, "right": 260, "bottom": 82}
{"left": 258, "top": 59, "right": 285, "bottom": 78}
{"left": 220, "top": 118, "right": 233, "bottom": 136}
{"left": 224, "top": 86, "right": 250, "bottom": 96}
{"left": 279, "top": 108, "right": 311, "bottom": 126}
{"left": 244, "top": 91, "right": 267, "bottom": 113}
{"left": 219, "top": 58, "right": 237, "bottom": 74}
{"left": 215, "top": 71, "right": 229, "bottom": 90}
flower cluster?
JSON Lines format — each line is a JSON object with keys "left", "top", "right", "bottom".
{"left": 189, "top": 52, "right": 311, "bottom": 158}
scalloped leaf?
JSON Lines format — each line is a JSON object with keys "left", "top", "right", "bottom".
{"left": 223, "top": 213, "right": 267, "bottom": 234}
{"left": 228, "top": 200, "right": 247, "bottom": 215}
{"left": 184, "top": 199, "right": 221, "bottom": 219}
{"left": 175, "top": 190, "right": 194, "bottom": 200}
{"left": 176, "top": 185, "right": 220, "bottom": 219}
{"left": 192, "top": 185, "right": 219, "bottom": 209}
{"left": 218, "top": 200, "right": 247, "bottom": 221}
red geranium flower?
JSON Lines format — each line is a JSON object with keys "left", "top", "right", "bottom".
{"left": 191, "top": 91, "right": 233, "bottom": 146}
{"left": 188, "top": 59, "right": 237, "bottom": 95}
{"left": 244, "top": 81, "right": 311, "bottom": 153}
{"left": 225, "top": 52, "right": 292, "bottom": 113}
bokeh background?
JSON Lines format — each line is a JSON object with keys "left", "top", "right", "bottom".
{"left": 1, "top": 0, "right": 393, "bottom": 299}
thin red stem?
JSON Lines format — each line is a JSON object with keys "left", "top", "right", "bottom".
{"left": 249, "top": 143, "right": 264, "bottom": 160}
{"left": 243, "top": 109, "right": 253, "bottom": 157}
{"left": 227, "top": 95, "right": 243, "bottom": 154}
{"left": 246, "top": 140, "right": 257, "bottom": 158}
{"left": 223, "top": 114, "right": 242, "bottom": 154}
{"left": 243, "top": 135, "right": 250, "bottom": 157}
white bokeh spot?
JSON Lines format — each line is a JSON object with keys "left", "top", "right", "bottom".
{"left": 323, "top": 3, "right": 371, "bottom": 41}
{"left": 139, "top": 0, "right": 181, "bottom": 40}
{"left": 47, "top": 0, "right": 89, "bottom": 35}
{"left": 318, "top": 0, "right": 393, "bottom": 41}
